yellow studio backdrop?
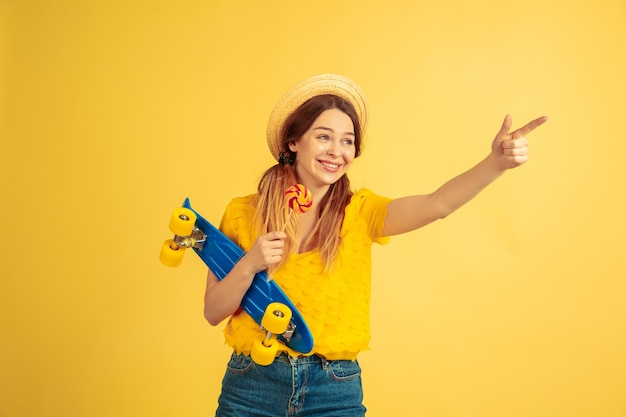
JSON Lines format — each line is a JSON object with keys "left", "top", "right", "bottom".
{"left": 2, "top": 0, "right": 625, "bottom": 416}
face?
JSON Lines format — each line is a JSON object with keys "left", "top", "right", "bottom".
{"left": 289, "top": 108, "right": 356, "bottom": 192}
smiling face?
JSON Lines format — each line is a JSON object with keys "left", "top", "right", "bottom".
{"left": 288, "top": 108, "right": 356, "bottom": 194}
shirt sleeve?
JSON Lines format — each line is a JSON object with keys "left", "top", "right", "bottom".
{"left": 218, "top": 195, "right": 257, "bottom": 251}
{"left": 218, "top": 201, "right": 237, "bottom": 243}
{"left": 352, "top": 189, "right": 392, "bottom": 245}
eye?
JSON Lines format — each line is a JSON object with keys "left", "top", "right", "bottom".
{"left": 318, "top": 134, "right": 330, "bottom": 141}
{"left": 342, "top": 138, "right": 354, "bottom": 146}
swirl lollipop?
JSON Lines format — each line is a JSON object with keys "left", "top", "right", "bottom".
{"left": 285, "top": 184, "right": 313, "bottom": 214}
{"left": 281, "top": 184, "right": 313, "bottom": 234}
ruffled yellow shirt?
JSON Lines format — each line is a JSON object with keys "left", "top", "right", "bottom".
{"left": 219, "top": 189, "right": 391, "bottom": 361}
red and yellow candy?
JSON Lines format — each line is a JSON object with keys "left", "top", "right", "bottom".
{"left": 284, "top": 184, "right": 313, "bottom": 214}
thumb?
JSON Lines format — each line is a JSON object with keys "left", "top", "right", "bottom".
{"left": 496, "top": 114, "right": 512, "bottom": 139}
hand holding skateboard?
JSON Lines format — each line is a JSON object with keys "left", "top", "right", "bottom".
{"left": 160, "top": 195, "right": 314, "bottom": 365}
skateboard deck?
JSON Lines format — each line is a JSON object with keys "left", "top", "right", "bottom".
{"left": 166, "top": 198, "right": 314, "bottom": 355}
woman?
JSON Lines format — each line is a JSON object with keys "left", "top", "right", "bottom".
{"left": 204, "top": 74, "right": 548, "bottom": 416}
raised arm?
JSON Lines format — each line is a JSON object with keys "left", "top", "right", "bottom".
{"left": 381, "top": 115, "right": 548, "bottom": 236}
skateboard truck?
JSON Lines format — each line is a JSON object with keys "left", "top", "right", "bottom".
{"left": 261, "top": 312, "right": 296, "bottom": 343}
{"left": 160, "top": 208, "right": 208, "bottom": 267}
{"left": 282, "top": 322, "right": 296, "bottom": 342}
{"left": 252, "top": 302, "right": 295, "bottom": 365}
{"left": 172, "top": 225, "right": 207, "bottom": 251}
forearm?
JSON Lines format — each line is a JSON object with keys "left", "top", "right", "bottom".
{"left": 204, "top": 231, "right": 287, "bottom": 325}
{"left": 203, "top": 258, "right": 257, "bottom": 326}
{"left": 383, "top": 153, "right": 505, "bottom": 236}
{"left": 431, "top": 152, "right": 504, "bottom": 217}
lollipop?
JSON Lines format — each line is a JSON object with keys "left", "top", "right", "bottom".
{"left": 284, "top": 184, "right": 313, "bottom": 214}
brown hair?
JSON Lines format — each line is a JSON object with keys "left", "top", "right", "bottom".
{"left": 253, "top": 94, "right": 363, "bottom": 271}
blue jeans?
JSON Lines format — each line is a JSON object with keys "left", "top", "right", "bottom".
{"left": 215, "top": 352, "right": 366, "bottom": 417}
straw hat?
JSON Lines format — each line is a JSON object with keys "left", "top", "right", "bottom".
{"left": 266, "top": 74, "right": 369, "bottom": 161}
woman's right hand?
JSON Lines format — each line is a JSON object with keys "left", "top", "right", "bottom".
{"left": 239, "top": 231, "right": 287, "bottom": 274}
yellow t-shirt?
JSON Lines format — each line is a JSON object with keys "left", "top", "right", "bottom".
{"left": 219, "top": 189, "right": 391, "bottom": 361}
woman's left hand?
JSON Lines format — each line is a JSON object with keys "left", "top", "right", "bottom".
{"left": 492, "top": 114, "right": 548, "bottom": 170}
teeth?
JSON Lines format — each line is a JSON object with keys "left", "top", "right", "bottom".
{"left": 321, "top": 161, "right": 340, "bottom": 169}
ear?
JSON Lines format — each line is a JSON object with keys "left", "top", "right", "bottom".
{"left": 288, "top": 141, "right": 297, "bottom": 152}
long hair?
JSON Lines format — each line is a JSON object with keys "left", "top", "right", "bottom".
{"left": 253, "top": 94, "right": 363, "bottom": 271}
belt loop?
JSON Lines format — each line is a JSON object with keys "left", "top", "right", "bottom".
{"left": 320, "top": 355, "right": 329, "bottom": 370}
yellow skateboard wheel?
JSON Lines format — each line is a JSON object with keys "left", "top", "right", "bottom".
{"left": 251, "top": 338, "right": 278, "bottom": 366}
{"left": 159, "top": 239, "right": 185, "bottom": 267}
{"left": 261, "top": 303, "right": 292, "bottom": 335}
{"left": 169, "top": 207, "right": 197, "bottom": 237}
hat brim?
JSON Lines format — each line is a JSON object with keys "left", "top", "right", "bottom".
{"left": 266, "top": 74, "right": 368, "bottom": 161}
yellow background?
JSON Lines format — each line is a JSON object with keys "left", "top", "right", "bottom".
{"left": 2, "top": 0, "right": 625, "bottom": 416}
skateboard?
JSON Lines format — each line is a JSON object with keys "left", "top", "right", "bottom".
{"left": 160, "top": 198, "right": 314, "bottom": 365}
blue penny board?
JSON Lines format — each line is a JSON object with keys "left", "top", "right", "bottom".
{"left": 182, "top": 198, "right": 314, "bottom": 354}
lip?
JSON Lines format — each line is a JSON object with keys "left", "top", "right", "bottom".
{"left": 317, "top": 159, "right": 343, "bottom": 172}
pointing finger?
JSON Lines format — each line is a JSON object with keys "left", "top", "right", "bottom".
{"left": 512, "top": 116, "right": 549, "bottom": 139}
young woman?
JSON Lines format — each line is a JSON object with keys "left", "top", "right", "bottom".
{"left": 204, "top": 74, "right": 548, "bottom": 416}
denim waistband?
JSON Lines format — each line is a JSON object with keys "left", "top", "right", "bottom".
{"left": 274, "top": 352, "right": 331, "bottom": 365}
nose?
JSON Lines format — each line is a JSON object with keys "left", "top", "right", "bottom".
{"left": 327, "top": 139, "right": 341, "bottom": 156}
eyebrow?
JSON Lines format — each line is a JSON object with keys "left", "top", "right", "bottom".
{"left": 313, "top": 126, "right": 355, "bottom": 136}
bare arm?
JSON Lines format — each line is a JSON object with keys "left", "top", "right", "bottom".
{"left": 203, "top": 231, "right": 286, "bottom": 325}
{"left": 382, "top": 115, "right": 548, "bottom": 236}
